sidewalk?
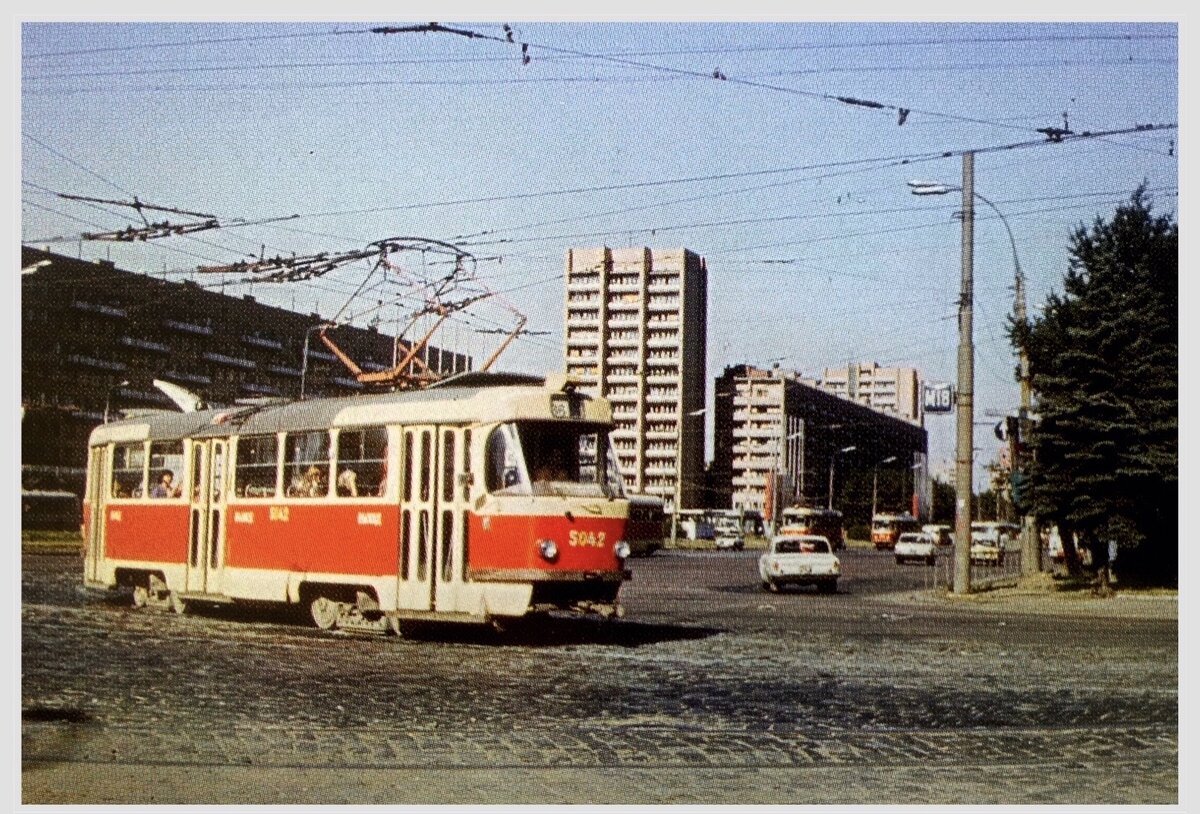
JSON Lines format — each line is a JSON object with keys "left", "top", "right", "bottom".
{"left": 880, "top": 579, "right": 1178, "bottom": 620}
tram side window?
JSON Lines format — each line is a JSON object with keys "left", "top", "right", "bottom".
{"left": 484, "top": 424, "right": 525, "bottom": 494}
{"left": 235, "top": 435, "right": 279, "bottom": 498}
{"left": 149, "top": 440, "right": 185, "bottom": 499}
{"left": 285, "top": 431, "right": 330, "bottom": 498}
{"left": 335, "top": 427, "right": 387, "bottom": 497}
{"left": 111, "top": 442, "right": 146, "bottom": 498}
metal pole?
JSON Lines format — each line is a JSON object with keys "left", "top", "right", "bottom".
{"left": 300, "top": 327, "right": 314, "bottom": 400}
{"left": 798, "top": 418, "right": 805, "bottom": 501}
{"left": 954, "top": 152, "right": 976, "bottom": 595}
{"left": 827, "top": 454, "right": 835, "bottom": 511}
{"left": 671, "top": 413, "right": 682, "bottom": 547}
{"left": 872, "top": 466, "right": 878, "bottom": 520}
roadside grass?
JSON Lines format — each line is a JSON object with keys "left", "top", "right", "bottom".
{"left": 22, "top": 529, "right": 82, "bottom": 555}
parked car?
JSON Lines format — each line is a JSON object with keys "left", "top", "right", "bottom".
{"left": 714, "top": 532, "right": 745, "bottom": 551}
{"left": 921, "top": 523, "right": 953, "bottom": 546}
{"left": 758, "top": 534, "right": 840, "bottom": 594}
{"left": 894, "top": 532, "right": 937, "bottom": 565}
{"left": 713, "top": 517, "right": 745, "bottom": 551}
{"left": 969, "top": 539, "right": 1005, "bottom": 566}
{"left": 971, "top": 521, "right": 1019, "bottom": 550}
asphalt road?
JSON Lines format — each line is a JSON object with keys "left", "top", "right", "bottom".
{"left": 21, "top": 549, "right": 1177, "bottom": 805}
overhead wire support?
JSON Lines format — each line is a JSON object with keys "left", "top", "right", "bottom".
{"left": 84, "top": 218, "right": 221, "bottom": 242}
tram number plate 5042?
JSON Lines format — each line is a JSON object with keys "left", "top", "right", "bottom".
{"left": 568, "top": 530, "right": 606, "bottom": 548}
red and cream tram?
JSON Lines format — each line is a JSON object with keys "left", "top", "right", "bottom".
{"left": 82, "top": 373, "right": 632, "bottom": 632}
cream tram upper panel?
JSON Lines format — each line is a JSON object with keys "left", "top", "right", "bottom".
{"left": 88, "top": 381, "right": 613, "bottom": 446}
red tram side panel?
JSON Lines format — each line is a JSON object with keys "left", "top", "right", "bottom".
{"left": 83, "top": 374, "right": 633, "bottom": 632}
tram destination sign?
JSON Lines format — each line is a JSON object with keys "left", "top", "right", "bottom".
{"left": 923, "top": 383, "right": 954, "bottom": 413}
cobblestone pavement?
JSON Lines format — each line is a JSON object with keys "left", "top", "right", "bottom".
{"left": 21, "top": 551, "right": 1177, "bottom": 804}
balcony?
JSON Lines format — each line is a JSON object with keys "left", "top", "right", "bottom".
{"left": 116, "top": 386, "right": 172, "bottom": 404}
{"left": 241, "top": 382, "right": 282, "bottom": 397}
{"left": 266, "top": 364, "right": 302, "bottom": 378}
{"left": 163, "top": 370, "right": 211, "bottom": 386}
{"left": 242, "top": 334, "right": 284, "bottom": 351}
{"left": 332, "top": 376, "right": 365, "bottom": 390}
{"left": 163, "top": 318, "right": 212, "bottom": 336}
{"left": 72, "top": 300, "right": 127, "bottom": 319}
{"left": 117, "top": 336, "right": 171, "bottom": 354}
{"left": 67, "top": 354, "right": 127, "bottom": 372}
{"left": 202, "top": 352, "right": 256, "bottom": 370}
{"left": 305, "top": 349, "right": 337, "bottom": 363}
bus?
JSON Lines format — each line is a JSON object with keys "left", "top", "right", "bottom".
{"left": 626, "top": 494, "right": 665, "bottom": 557}
{"left": 779, "top": 507, "right": 845, "bottom": 550}
{"left": 81, "top": 373, "right": 633, "bottom": 633}
{"left": 871, "top": 513, "right": 921, "bottom": 550}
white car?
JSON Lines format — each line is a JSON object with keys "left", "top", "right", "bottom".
{"left": 714, "top": 533, "right": 745, "bottom": 551}
{"left": 921, "top": 524, "right": 953, "bottom": 547}
{"left": 971, "top": 521, "right": 1019, "bottom": 549}
{"left": 758, "top": 534, "right": 840, "bottom": 594}
{"left": 894, "top": 532, "right": 937, "bottom": 565}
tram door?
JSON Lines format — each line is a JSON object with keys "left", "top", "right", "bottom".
{"left": 433, "top": 426, "right": 470, "bottom": 612}
{"left": 399, "top": 427, "right": 438, "bottom": 610}
{"left": 84, "top": 446, "right": 108, "bottom": 584}
{"left": 186, "top": 439, "right": 229, "bottom": 594}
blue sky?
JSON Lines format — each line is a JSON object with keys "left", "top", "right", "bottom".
{"left": 18, "top": 18, "right": 1179, "bottom": 483}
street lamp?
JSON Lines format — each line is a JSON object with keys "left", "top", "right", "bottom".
{"left": 299, "top": 323, "right": 334, "bottom": 400}
{"left": 670, "top": 406, "right": 708, "bottom": 547}
{"left": 103, "top": 379, "right": 130, "bottom": 424}
{"left": 827, "top": 445, "right": 856, "bottom": 510}
{"left": 908, "top": 179, "right": 1031, "bottom": 412}
{"left": 772, "top": 428, "right": 806, "bottom": 534}
{"left": 871, "top": 455, "right": 897, "bottom": 520}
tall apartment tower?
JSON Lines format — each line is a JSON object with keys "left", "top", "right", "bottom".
{"left": 563, "top": 247, "right": 708, "bottom": 511}
{"left": 712, "top": 365, "right": 807, "bottom": 519}
{"left": 820, "top": 362, "right": 923, "bottom": 424}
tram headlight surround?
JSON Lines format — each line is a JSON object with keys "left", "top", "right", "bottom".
{"left": 613, "top": 540, "right": 631, "bottom": 560}
{"left": 538, "top": 539, "right": 559, "bottom": 562}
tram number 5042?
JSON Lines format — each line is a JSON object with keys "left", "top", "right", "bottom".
{"left": 569, "top": 530, "right": 607, "bottom": 548}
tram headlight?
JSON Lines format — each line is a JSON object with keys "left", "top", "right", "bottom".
{"left": 538, "top": 539, "right": 559, "bottom": 562}
{"left": 613, "top": 540, "right": 631, "bottom": 560}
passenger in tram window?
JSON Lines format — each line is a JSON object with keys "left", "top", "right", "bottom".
{"left": 151, "top": 470, "right": 180, "bottom": 498}
{"left": 336, "top": 468, "right": 358, "bottom": 497}
{"left": 111, "top": 480, "right": 127, "bottom": 498}
{"left": 289, "top": 465, "right": 326, "bottom": 497}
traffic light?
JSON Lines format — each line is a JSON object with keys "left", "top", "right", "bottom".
{"left": 1010, "top": 469, "right": 1030, "bottom": 513}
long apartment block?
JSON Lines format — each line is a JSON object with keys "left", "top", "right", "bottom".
{"left": 563, "top": 247, "right": 707, "bottom": 510}
{"left": 819, "top": 361, "right": 923, "bottom": 424}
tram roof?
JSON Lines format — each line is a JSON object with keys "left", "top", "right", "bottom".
{"left": 87, "top": 372, "right": 608, "bottom": 446}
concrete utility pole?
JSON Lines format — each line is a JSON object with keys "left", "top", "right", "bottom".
{"left": 1015, "top": 270, "right": 1040, "bottom": 576}
{"left": 954, "top": 152, "right": 976, "bottom": 595}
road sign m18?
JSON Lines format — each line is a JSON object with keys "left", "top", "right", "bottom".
{"left": 923, "top": 383, "right": 954, "bottom": 413}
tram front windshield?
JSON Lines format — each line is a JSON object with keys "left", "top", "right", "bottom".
{"left": 485, "top": 421, "right": 625, "bottom": 498}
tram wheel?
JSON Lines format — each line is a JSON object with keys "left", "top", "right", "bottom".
{"left": 309, "top": 596, "right": 341, "bottom": 630}
{"left": 170, "top": 592, "right": 188, "bottom": 615}
{"left": 132, "top": 586, "right": 149, "bottom": 608}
